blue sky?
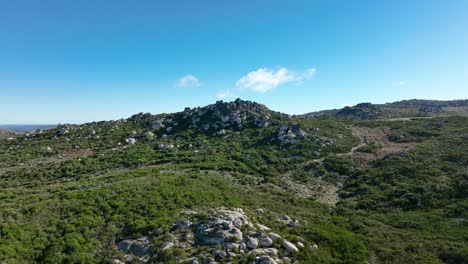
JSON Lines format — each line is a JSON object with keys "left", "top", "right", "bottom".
{"left": 1, "top": 0, "right": 467, "bottom": 124}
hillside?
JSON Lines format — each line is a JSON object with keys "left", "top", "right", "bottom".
{"left": 0, "top": 129, "right": 21, "bottom": 139}
{"left": 302, "top": 99, "right": 468, "bottom": 119}
{"left": 0, "top": 99, "right": 467, "bottom": 264}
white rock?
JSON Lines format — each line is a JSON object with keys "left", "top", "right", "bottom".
{"left": 125, "top": 138, "right": 137, "bottom": 145}
{"left": 159, "top": 241, "right": 174, "bottom": 251}
{"left": 283, "top": 240, "right": 299, "bottom": 253}
{"left": 257, "top": 224, "right": 271, "bottom": 232}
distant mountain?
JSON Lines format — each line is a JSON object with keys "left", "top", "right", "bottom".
{"left": 301, "top": 99, "right": 468, "bottom": 119}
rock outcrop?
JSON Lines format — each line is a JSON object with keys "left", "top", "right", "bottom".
{"left": 115, "top": 207, "right": 307, "bottom": 263}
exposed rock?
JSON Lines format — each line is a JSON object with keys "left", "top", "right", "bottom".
{"left": 257, "top": 224, "right": 271, "bottom": 232}
{"left": 59, "top": 128, "right": 69, "bottom": 135}
{"left": 283, "top": 240, "right": 299, "bottom": 253}
{"left": 151, "top": 119, "right": 165, "bottom": 129}
{"left": 246, "top": 237, "right": 259, "bottom": 249}
{"left": 158, "top": 144, "right": 174, "bottom": 150}
{"left": 173, "top": 219, "right": 192, "bottom": 230}
{"left": 144, "top": 131, "right": 154, "bottom": 140}
{"left": 277, "top": 124, "right": 306, "bottom": 144}
{"left": 259, "top": 235, "right": 273, "bottom": 247}
{"left": 203, "top": 257, "right": 217, "bottom": 264}
{"left": 216, "top": 129, "right": 226, "bottom": 136}
{"left": 117, "top": 236, "right": 153, "bottom": 257}
{"left": 159, "top": 241, "right": 174, "bottom": 251}
{"left": 287, "top": 220, "right": 298, "bottom": 227}
{"left": 125, "top": 138, "right": 137, "bottom": 145}
{"left": 255, "top": 208, "right": 264, "bottom": 214}
{"left": 255, "top": 256, "right": 277, "bottom": 264}
{"left": 268, "top": 232, "right": 282, "bottom": 242}
{"left": 188, "top": 258, "right": 199, "bottom": 264}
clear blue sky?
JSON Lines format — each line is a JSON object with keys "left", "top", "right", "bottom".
{"left": 1, "top": 0, "right": 467, "bottom": 124}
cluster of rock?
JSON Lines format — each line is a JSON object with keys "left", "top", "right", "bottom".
{"left": 335, "top": 103, "right": 381, "bottom": 119}
{"left": 178, "top": 99, "right": 273, "bottom": 133}
{"left": 277, "top": 124, "right": 307, "bottom": 144}
{"left": 114, "top": 208, "right": 315, "bottom": 264}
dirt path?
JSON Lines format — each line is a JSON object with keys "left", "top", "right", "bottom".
{"left": 339, "top": 126, "right": 415, "bottom": 164}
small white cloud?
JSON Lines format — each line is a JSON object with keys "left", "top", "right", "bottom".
{"left": 236, "top": 67, "right": 316, "bottom": 93}
{"left": 216, "top": 89, "right": 235, "bottom": 100}
{"left": 393, "top": 80, "right": 407, "bottom": 86}
{"left": 176, "top": 74, "right": 200, "bottom": 88}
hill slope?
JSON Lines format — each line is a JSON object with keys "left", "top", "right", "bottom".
{"left": 302, "top": 99, "right": 468, "bottom": 119}
{"left": 0, "top": 99, "right": 467, "bottom": 263}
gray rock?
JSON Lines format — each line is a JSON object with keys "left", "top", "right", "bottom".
{"left": 159, "top": 241, "right": 174, "bottom": 251}
{"left": 203, "top": 257, "right": 217, "bottom": 264}
{"left": 151, "top": 120, "right": 164, "bottom": 129}
{"left": 188, "top": 258, "right": 199, "bottom": 264}
{"left": 233, "top": 218, "right": 243, "bottom": 229}
{"left": 268, "top": 232, "right": 282, "bottom": 242}
{"left": 144, "top": 131, "right": 154, "bottom": 140}
{"left": 287, "top": 220, "right": 298, "bottom": 227}
{"left": 217, "top": 250, "right": 227, "bottom": 258}
{"left": 255, "top": 256, "right": 277, "bottom": 264}
{"left": 249, "top": 248, "right": 278, "bottom": 257}
{"left": 283, "top": 240, "right": 299, "bottom": 253}
{"left": 217, "top": 129, "right": 226, "bottom": 136}
{"left": 257, "top": 224, "right": 271, "bottom": 231}
{"left": 117, "top": 236, "right": 152, "bottom": 257}
{"left": 255, "top": 208, "right": 264, "bottom": 214}
{"left": 59, "top": 128, "right": 69, "bottom": 135}
{"left": 259, "top": 235, "right": 273, "bottom": 247}
{"left": 158, "top": 144, "right": 174, "bottom": 150}
{"left": 246, "top": 237, "right": 259, "bottom": 249}
{"left": 125, "top": 138, "right": 137, "bottom": 145}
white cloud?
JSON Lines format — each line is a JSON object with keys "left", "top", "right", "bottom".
{"left": 176, "top": 74, "right": 200, "bottom": 88}
{"left": 393, "top": 80, "right": 407, "bottom": 87}
{"left": 216, "top": 89, "right": 235, "bottom": 100}
{"left": 236, "top": 67, "right": 316, "bottom": 92}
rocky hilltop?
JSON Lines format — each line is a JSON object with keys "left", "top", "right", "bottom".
{"left": 302, "top": 99, "right": 468, "bottom": 119}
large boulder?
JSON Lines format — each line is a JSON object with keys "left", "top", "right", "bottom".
{"left": 117, "top": 236, "right": 153, "bottom": 257}
{"left": 259, "top": 235, "right": 273, "bottom": 247}
{"left": 246, "top": 237, "right": 259, "bottom": 249}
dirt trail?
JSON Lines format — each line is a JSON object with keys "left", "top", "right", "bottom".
{"left": 340, "top": 126, "right": 415, "bottom": 164}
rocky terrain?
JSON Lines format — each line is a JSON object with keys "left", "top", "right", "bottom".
{"left": 302, "top": 99, "right": 468, "bottom": 119}
{"left": 115, "top": 208, "right": 315, "bottom": 264}
{"left": 0, "top": 99, "right": 467, "bottom": 264}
